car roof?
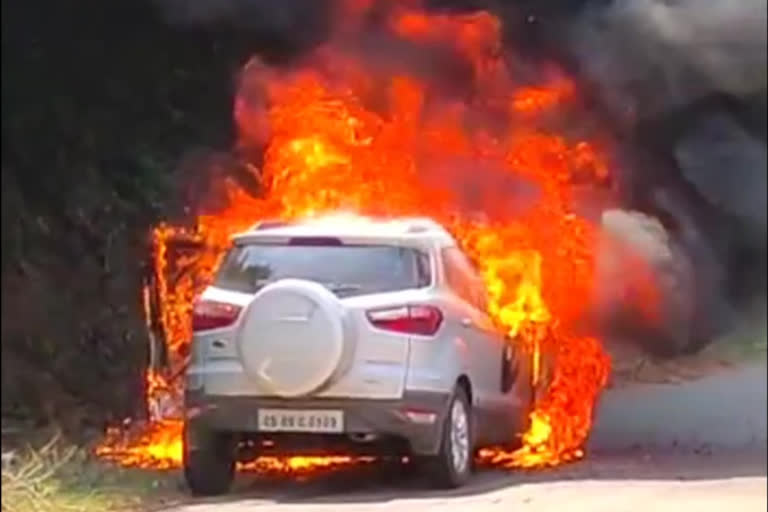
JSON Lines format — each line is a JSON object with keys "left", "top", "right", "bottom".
{"left": 231, "top": 213, "right": 456, "bottom": 248}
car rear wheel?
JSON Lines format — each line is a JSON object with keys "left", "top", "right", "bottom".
{"left": 183, "top": 422, "right": 236, "bottom": 496}
{"left": 422, "top": 386, "right": 473, "bottom": 488}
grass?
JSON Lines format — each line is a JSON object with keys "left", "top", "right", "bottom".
{"left": 695, "top": 298, "right": 767, "bottom": 364}
{"left": 707, "top": 317, "right": 767, "bottom": 363}
{"left": 1, "top": 434, "right": 182, "bottom": 512}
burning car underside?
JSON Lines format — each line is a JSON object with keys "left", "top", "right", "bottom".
{"left": 98, "top": 0, "right": 767, "bottom": 474}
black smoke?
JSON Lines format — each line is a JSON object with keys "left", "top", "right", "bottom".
{"left": 565, "top": 0, "right": 766, "bottom": 230}
{"left": 508, "top": 0, "right": 766, "bottom": 354}
{"left": 570, "top": 1, "right": 766, "bottom": 337}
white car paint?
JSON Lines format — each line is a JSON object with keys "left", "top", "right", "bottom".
{"left": 188, "top": 215, "right": 524, "bottom": 422}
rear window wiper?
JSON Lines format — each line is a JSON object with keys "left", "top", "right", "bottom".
{"left": 252, "top": 278, "right": 276, "bottom": 290}
{"left": 322, "top": 282, "right": 363, "bottom": 294}
{"left": 248, "top": 279, "right": 362, "bottom": 294}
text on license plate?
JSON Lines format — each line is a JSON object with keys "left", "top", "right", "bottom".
{"left": 257, "top": 409, "right": 344, "bottom": 433}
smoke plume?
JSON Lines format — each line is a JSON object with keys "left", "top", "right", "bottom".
{"left": 567, "top": 0, "right": 767, "bottom": 235}
{"left": 150, "top": 0, "right": 766, "bottom": 353}
{"left": 569, "top": 0, "right": 767, "bottom": 118}
{"left": 150, "top": 0, "right": 767, "bottom": 237}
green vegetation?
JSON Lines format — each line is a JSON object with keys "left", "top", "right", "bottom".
{"left": 0, "top": 0, "right": 273, "bottom": 430}
{"left": 708, "top": 307, "right": 768, "bottom": 363}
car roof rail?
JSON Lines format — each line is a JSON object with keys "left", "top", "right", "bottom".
{"left": 404, "top": 218, "right": 445, "bottom": 234}
{"left": 249, "top": 219, "right": 292, "bottom": 231}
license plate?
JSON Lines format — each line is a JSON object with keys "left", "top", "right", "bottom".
{"left": 257, "top": 409, "right": 344, "bottom": 433}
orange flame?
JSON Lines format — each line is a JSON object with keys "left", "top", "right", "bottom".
{"left": 98, "top": 0, "right": 612, "bottom": 473}
{"left": 95, "top": 419, "right": 375, "bottom": 475}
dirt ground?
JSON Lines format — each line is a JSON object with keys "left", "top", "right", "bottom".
{"left": 161, "top": 360, "right": 767, "bottom": 512}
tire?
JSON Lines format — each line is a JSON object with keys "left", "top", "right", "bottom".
{"left": 422, "top": 386, "right": 473, "bottom": 489}
{"left": 183, "top": 422, "right": 236, "bottom": 496}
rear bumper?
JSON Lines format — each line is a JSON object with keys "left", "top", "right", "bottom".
{"left": 185, "top": 390, "right": 451, "bottom": 456}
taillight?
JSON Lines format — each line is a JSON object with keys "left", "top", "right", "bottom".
{"left": 192, "top": 299, "right": 242, "bottom": 331}
{"left": 366, "top": 305, "right": 443, "bottom": 336}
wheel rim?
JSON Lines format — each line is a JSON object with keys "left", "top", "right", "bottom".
{"left": 449, "top": 399, "right": 470, "bottom": 474}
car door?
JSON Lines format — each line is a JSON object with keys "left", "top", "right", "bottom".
{"left": 459, "top": 256, "right": 515, "bottom": 405}
{"left": 443, "top": 247, "right": 528, "bottom": 445}
{"left": 440, "top": 248, "right": 502, "bottom": 418}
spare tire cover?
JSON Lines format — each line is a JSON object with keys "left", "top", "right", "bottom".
{"left": 236, "top": 279, "right": 349, "bottom": 397}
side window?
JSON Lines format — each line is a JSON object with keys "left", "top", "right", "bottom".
{"left": 442, "top": 247, "right": 488, "bottom": 312}
{"left": 415, "top": 250, "right": 432, "bottom": 288}
{"left": 442, "top": 248, "right": 470, "bottom": 304}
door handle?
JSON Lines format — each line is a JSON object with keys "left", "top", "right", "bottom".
{"left": 460, "top": 317, "right": 473, "bottom": 328}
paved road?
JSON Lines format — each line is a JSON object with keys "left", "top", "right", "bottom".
{"left": 165, "top": 453, "right": 766, "bottom": 512}
{"left": 590, "top": 362, "right": 767, "bottom": 451}
{"left": 164, "top": 363, "right": 767, "bottom": 512}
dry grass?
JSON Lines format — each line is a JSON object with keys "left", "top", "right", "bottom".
{"left": 1, "top": 433, "right": 181, "bottom": 512}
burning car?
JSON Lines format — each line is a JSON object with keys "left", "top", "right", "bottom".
{"left": 98, "top": 0, "right": 613, "bottom": 483}
{"left": 181, "top": 215, "right": 546, "bottom": 494}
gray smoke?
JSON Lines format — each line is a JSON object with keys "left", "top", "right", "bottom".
{"left": 569, "top": 0, "right": 767, "bottom": 119}
{"left": 562, "top": 0, "right": 767, "bottom": 352}
{"left": 596, "top": 208, "right": 701, "bottom": 356}
{"left": 675, "top": 113, "right": 767, "bottom": 233}
{"left": 568, "top": 0, "right": 767, "bottom": 237}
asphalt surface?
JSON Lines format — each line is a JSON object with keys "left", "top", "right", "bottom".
{"left": 590, "top": 362, "right": 767, "bottom": 451}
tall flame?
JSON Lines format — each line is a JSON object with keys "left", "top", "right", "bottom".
{"left": 98, "top": 0, "right": 611, "bottom": 473}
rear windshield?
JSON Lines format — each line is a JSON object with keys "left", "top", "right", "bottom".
{"left": 213, "top": 242, "right": 432, "bottom": 296}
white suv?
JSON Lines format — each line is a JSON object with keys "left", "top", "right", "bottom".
{"left": 183, "top": 216, "right": 536, "bottom": 495}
